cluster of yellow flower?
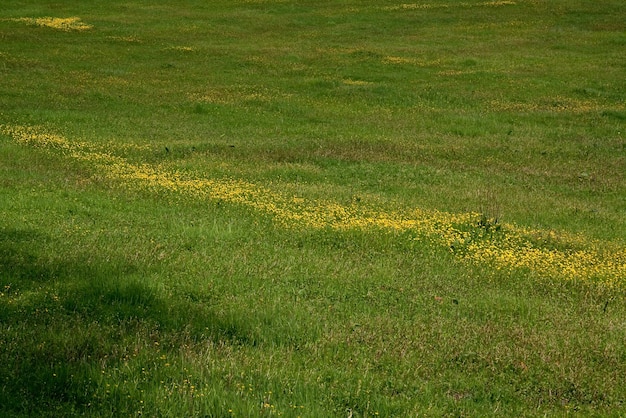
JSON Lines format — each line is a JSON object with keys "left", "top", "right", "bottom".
{"left": 382, "top": 56, "right": 444, "bottom": 68}
{"left": 489, "top": 97, "right": 622, "bottom": 114}
{"left": 0, "top": 124, "right": 75, "bottom": 148}
{"left": 165, "top": 46, "right": 195, "bottom": 52}
{"left": 6, "top": 16, "right": 93, "bottom": 31}
{"left": 190, "top": 85, "right": 290, "bottom": 106}
{"left": 107, "top": 35, "right": 142, "bottom": 43}
{"left": 2, "top": 123, "right": 624, "bottom": 287}
{"left": 459, "top": 229, "right": 626, "bottom": 288}
{"left": 382, "top": 1, "right": 516, "bottom": 12}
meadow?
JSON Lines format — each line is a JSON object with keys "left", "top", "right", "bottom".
{"left": 1, "top": 0, "right": 625, "bottom": 416}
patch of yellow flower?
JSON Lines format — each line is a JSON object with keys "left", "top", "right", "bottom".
{"left": 7, "top": 17, "right": 93, "bottom": 31}
{"left": 383, "top": 1, "right": 515, "bottom": 11}
{"left": 241, "top": 0, "right": 288, "bottom": 3}
{"left": 343, "top": 79, "right": 374, "bottom": 86}
{"left": 438, "top": 69, "right": 479, "bottom": 76}
{"left": 190, "top": 85, "right": 289, "bottom": 106}
{"left": 2, "top": 123, "right": 624, "bottom": 288}
{"left": 0, "top": 124, "right": 79, "bottom": 148}
{"left": 107, "top": 36, "right": 142, "bottom": 43}
{"left": 165, "top": 46, "right": 195, "bottom": 52}
{"left": 382, "top": 56, "right": 445, "bottom": 68}
{"left": 457, "top": 223, "right": 626, "bottom": 288}
{"left": 490, "top": 97, "right": 626, "bottom": 114}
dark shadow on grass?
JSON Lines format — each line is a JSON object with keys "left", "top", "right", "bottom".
{"left": 0, "top": 227, "right": 256, "bottom": 416}
{"left": 0, "top": 228, "right": 55, "bottom": 283}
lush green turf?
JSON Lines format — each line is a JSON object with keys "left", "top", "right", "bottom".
{"left": 1, "top": 0, "right": 625, "bottom": 416}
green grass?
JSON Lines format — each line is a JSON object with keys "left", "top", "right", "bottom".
{"left": 1, "top": 0, "right": 625, "bottom": 416}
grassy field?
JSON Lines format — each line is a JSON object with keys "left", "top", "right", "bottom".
{"left": 1, "top": 0, "right": 625, "bottom": 416}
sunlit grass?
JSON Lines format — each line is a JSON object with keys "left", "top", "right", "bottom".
{"left": 1, "top": 0, "right": 625, "bottom": 416}
{"left": 3, "top": 123, "right": 623, "bottom": 289}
